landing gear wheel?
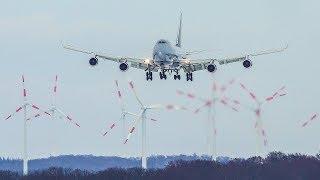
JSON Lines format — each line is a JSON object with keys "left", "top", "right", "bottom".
{"left": 146, "top": 72, "right": 153, "bottom": 81}
{"left": 159, "top": 72, "right": 167, "bottom": 80}
{"left": 174, "top": 74, "right": 181, "bottom": 80}
{"left": 186, "top": 73, "right": 193, "bottom": 81}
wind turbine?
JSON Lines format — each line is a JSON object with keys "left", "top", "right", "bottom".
{"left": 4, "top": 75, "right": 50, "bottom": 175}
{"left": 237, "top": 83, "right": 287, "bottom": 154}
{"left": 102, "top": 80, "right": 140, "bottom": 139}
{"left": 177, "top": 79, "right": 238, "bottom": 161}
{"left": 123, "top": 81, "right": 186, "bottom": 169}
{"left": 27, "top": 75, "right": 80, "bottom": 127}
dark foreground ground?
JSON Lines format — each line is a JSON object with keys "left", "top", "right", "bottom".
{"left": 1, "top": 152, "right": 320, "bottom": 180}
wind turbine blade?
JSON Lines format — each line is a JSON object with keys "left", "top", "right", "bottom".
{"left": 103, "top": 122, "right": 117, "bottom": 136}
{"left": 4, "top": 106, "right": 23, "bottom": 120}
{"left": 30, "top": 104, "right": 51, "bottom": 116}
{"left": 54, "top": 75, "right": 58, "bottom": 94}
{"left": 220, "top": 78, "right": 236, "bottom": 93}
{"left": 302, "top": 113, "right": 318, "bottom": 127}
{"left": 146, "top": 104, "right": 164, "bottom": 110}
{"left": 128, "top": 81, "right": 144, "bottom": 107}
{"left": 115, "top": 80, "right": 125, "bottom": 110}
{"left": 177, "top": 90, "right": 207, "bottom": 103}
{"left": 22, "top": 75, "right": 27, "bottom": 102}
{"left": 265, "top": 86, "right": 286, "bottom": 102}
{"left": 124, "top": 111, "right": 140, "bottom": 117}
{"left": 165, "top": 104, "right": 188, "bottom": 111}
{"left": 176, "top": 90, "right": 185, "bottom": 96}
{"left": 26, "top": 113, "right": 42, "bottom": 121}
{"left": 194, "top": 101, "right": 213, "bottom": 114}
{"left": 56, "top": 109, "right": 80, "bottom": 127}
{"left": 124, "top": 115, "right": 143, "bottom": 144}
{"left": 239, "top": 83, "right": 259, "bottom": 104}
{"left": 51, "top": 75, "right": 58, "bottom": 106}
{"left": 219, "top": 99, "right": 238, "bottom": 112}
{"left": 149, "top": 118, "right": 158, "bottom": 122}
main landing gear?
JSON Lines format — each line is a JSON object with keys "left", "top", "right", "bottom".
{"left": 159, "top": 71, "right": 167, "bottom": 80}
{"left": 146, "top": 69, "right": 192, "bottom": 81}
{"left": 173, "top": 74, "right": 181, "bottom": 80}
{"left": 146, "top": 71, "right": 153, "bottom": 81}
{"left": 186, "top": 72, "right": 193, "bottom": 81}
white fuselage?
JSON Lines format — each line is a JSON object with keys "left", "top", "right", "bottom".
{"left": 152, "top": 39, "right": 186, "bottom": 69}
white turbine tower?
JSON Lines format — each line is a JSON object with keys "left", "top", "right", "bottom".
{"left": 4, "top": 75, "right": 50, "bottom": 175}
{"left": 123, "top": 81, "right": 186, "bottom": 169}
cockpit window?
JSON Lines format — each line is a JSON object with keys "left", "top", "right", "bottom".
{"left": 158, "top": 40, "right": 167, "bottom": 44}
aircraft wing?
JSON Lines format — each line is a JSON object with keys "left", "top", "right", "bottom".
{"left": 63, "top": 44, "right": 159, "bottom": 72}
{"left": 180, "top": 45, "right": 288, "bottom": 72}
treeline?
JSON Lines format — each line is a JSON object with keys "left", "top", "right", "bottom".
{"left": 1, "top": 152, "right": 320, "bottom": 180}
{"left": 0, "top": 154, "right": 219, "bottom": 172}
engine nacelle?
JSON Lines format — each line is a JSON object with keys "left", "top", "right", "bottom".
{"left": 89, "top": 57, "right": 98, "bottom": 66}
{"left": 119, "top": 62, "right": 129, "bottom": 72}
{"left": 243, "top": 60, "right": 252, "bottom": 68}
{"left": 207, "top": 64, "right": 217, "bottom": 73}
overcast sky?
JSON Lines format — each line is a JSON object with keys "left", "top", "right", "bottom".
{"left": 0, "top": 0, "right": 319, "bottom": 159}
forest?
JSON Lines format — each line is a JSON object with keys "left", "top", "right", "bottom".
{"left": 0, "top": 152, "right": 320, "bottom": 180}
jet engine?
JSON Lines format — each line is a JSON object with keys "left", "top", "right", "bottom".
{"left": 243, "top": 59, "right": 252, "bottom": 68}
{"left": 89, "top": 57, "right": 98, "bottom": 66}
{"left": 207, "top": 64, "right": 217, "bottom": 73}
{"left": 119, "top": 62, "right": 129, "bottom": 71}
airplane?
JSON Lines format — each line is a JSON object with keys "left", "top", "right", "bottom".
{"left": 63, "top": 14, "right": 287, "bottom": 81}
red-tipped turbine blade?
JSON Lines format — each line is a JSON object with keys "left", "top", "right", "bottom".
{"left": 219, "top": 99, "right": 238, "bottom": 112}
{"left": 265, "top": 86, "right": 286, "bottom": 102}
{"left": 239, "top": 83, "right": 258, "bottom": 103}
{"left": 21, "top": 75, "right": 28, "bottom": 99}
{"left": 103, "top": 123, "right": 116, "bottom": 136}
{"left": 187, "top": 93, "right": 196, "bottom": 99}
{"left": 176, "top": 90, "right": 185, "bottom": 96}
{"left": 220, "top": 78, "right": 235, "bottom": 93}
{"left": 194, "top": 101, "right": 213, "bottom": 114}
{"left": 302, "top": 113, "right": 318, "bottom": 127}
{"left": 115, "top": 80, "right": 122, "bottom": 100}
{"left": 5, "top": 106, "right": 23, "bottom": 120}
{"left": 124, "top": 127, "right": 136, "bottom": 144}
{"left": 66, "top": 116, "right": 81, "bottom": 127}
{"left": 26, "top": 113, "right": 42, "bottom": 121}
{"left": 165, "top": 104, "right": 187, "bottom": 111}
{"left": 54, "top": 75, "right": 58, "bottom": 94}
